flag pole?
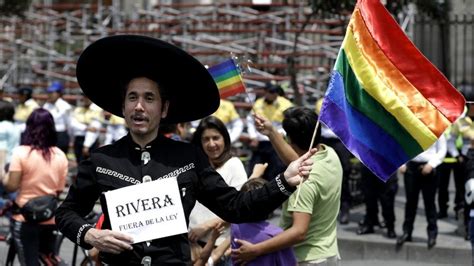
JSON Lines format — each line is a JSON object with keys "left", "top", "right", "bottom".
{"left": 293, "top": 116, "right": 320, "bottom": 208}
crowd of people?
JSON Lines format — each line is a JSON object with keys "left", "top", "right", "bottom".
{"left": 0, "top": 34, "right": 472, "bottom": 265}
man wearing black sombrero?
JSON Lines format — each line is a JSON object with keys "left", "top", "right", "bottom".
{"left": 55, "top": 35, "right": 316, "bottom": 265}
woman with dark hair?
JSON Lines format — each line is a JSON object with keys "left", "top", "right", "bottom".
{"left": 1, "top": 108, "right": 68, "bottom": 265}
{"left": 188, "top": 116, "right": 249, "bottom": 265}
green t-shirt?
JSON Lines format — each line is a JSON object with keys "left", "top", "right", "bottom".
{"left": 279, "top": 144, "right": 342, "bottom": 262}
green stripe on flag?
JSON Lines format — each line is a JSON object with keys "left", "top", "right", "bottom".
{"left": 336, "top": 49, "right": 423, "bottom": 157}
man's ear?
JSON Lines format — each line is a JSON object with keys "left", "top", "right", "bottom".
{"left": 161, "top": 100, "right": 170, "bottom": 118}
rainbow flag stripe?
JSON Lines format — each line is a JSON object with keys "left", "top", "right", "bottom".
{"left": 208, "top": 59, "right": 246, "bottom": 99}
{"left": 319, "top": 0, "right": 465, "bottom": 181}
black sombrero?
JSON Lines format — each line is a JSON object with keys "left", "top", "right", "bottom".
{"left": 76, "top": 35, "right": 220, "bottom": 123}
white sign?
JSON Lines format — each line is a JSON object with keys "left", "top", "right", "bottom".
{"left": 104, "top": 177, "right": 187, "bottom": 244}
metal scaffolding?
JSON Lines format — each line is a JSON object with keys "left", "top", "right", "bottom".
{"left": 0, "top": 1, "right": 348, "bottom": 105}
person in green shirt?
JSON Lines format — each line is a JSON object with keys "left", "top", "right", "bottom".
{"left": 232, "top": 107, "right": 342, "bottom": 265}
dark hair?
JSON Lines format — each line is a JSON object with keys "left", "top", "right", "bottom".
{"left": 18, "top": 87, "right": 33, "bottom": 99}
{"left": 159, "top": 123, "right": 178, "bottom": 135}
{"left": 191, "top": 116, "right": 232, "bottom": 168}
{"left": 241, "top": 178, "right": 267, "bottom": 192}
{"left": 22, "top": 108, "right": 57, "bottom": 161}
{"left": 0, "top": 100, "right": 14, "bottom": 122}
{"left": 282, "top": 107, "right": 321, "bottom": 150}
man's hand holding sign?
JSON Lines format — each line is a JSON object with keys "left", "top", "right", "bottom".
{"left": 84, "top": 149, "right": 315, "bottom": 255}
{"left": 55, "top": 35, "right": 317, "bottom": 264}
{"left": 104, "top": 177, "right": 187, "bottom": 244}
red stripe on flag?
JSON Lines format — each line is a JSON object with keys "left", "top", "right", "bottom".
{"left": 220, "top": 83, "right": 246, "bottom": 99}
{"left": 358, "top": 0, "right": 464, "bottom": 122}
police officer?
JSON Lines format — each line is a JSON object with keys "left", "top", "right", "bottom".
{"left": 213, "top": 99, "right": 243, "bottom": 144}
{"left": 43, "top": 81, "right": 72, "bottom": 154}
{"left": 14, "top": 87, "right": 39, "bottom": 133}
{"left": 55, "top": 35, "right": 316, "bottom": 265}
{"left": 246, "top": 83, "right": 293, "bottom": 180}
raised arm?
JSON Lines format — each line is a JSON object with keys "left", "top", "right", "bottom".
{"left": 253, "top": 113, "right": 298, "bottom": 165}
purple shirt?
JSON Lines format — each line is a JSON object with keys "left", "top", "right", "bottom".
{"left": 231, "top": 221, "right": 297, "bottom": 266}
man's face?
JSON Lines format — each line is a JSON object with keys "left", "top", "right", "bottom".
{"left": 18, "top": 94, "right": 27, "bottom": 104}
{"left": 47, "top": 91, "right": 60, "bottom": 103}
{"left": 122, "top": 77, "right": 169, "bottom": 143}
{"left": 264, "top": 90, "right": 278, "bottom": 104}
{"left": 80, "top": 96, "right": 92, "bottom": 108}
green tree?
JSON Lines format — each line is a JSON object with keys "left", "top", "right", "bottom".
{"left": 0, "top": 0, "right": 32, "bottom": 17}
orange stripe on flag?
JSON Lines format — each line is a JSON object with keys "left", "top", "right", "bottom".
{"left": 220, "top": 83, "right": 245, "bottom": 99}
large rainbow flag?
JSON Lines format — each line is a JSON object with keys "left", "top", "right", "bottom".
{"left": 319, "top": 0, "right": 465, "bottom": 181}
{"left": 208, "top": 59, "right": 246, "bottom": 99}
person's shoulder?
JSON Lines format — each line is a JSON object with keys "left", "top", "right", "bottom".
{"left": 73, "top": 106, "right": 85, "bottom": 113}
{"left": 277, "top": 96, "right": 293, "bottom": 108}
{"left": 226, "top": 156, "right": 244, "bottom": 166}
{"left": 51, "top": 146, "right": 68, "bottom": 159}
{"left": 12, "top": 145, "right": 29, "bottom": 154}
{"left": 220, "top": 99, "right": 233, "bottom": 108}
{"left": 90, "top": 136, "right": 130, "bottom": 157}
{"left": 54, "top": 98, "right": 72, "bottom": 110}
{"left": 254, "top": 98, "right": 265, "bottom": 106}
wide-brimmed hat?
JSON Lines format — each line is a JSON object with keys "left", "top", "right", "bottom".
{"left": 76, "top": 35, "right": 220, "bottom": 123}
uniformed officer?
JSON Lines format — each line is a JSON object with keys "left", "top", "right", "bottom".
{"left": 246, "top": 83, "right": 293, "bottom": 180}
{"left": 55, "top": 35, "right": 316, "bottom": 265}
{"left": 212, "top": 99, "right": 243, "bottom": 144}
{"left": 43, "top": 81, "right": 72, "bottom": 154}
{"left": 70, "top": 94, "right": 103, "bottom": 163}
{"left": 14, "top": 87, "right": 39, "bottom": 133}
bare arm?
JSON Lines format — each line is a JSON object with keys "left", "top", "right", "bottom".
{"left": 188, "top": 217, "right": 227, "bottom": 243}
{"left": 211, "top": 238, "right": 231, "bottom": 263}
{"left": 254, "top": 113, "right": 298, "bottom": 165}
{"left": 2, "top": 171, "right": 21, "bottom": 192}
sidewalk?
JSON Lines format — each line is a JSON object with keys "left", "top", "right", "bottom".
{"left": 0, "top": 173, "right": 471, "bottom": 265}
{"left": 336, "top": 175, "right": 471, "bottom": 265}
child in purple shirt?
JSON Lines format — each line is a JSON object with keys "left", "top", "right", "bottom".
{"left": 231, "top": 178, "right": 297, "bottom": 266}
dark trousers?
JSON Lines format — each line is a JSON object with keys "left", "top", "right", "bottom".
{"left": 361, "top": 165, "right": 398, "bottom": 229}
{"left": 403, "top": 162, "right": 438, "bottom": 237}
{"left": 437, "top": 156, "right": 466, "bottom": 213}
{"left": 74, "top": 136, "right": 98, "bottom": 164}
{"left": 56, "top": 131, "right": 70, "bottom": 155}
{"left": 322, "top": 137, "right": 352, "bottom": 207}
{"left": 247, "top": 141, "right": 285, "bottom": 181}
{"left": 11, "top": 220, "right": 58, "bottom": 266}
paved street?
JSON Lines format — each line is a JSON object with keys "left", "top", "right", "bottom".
{"left": 0, "top": 173, "right": 471, "bottom": 265}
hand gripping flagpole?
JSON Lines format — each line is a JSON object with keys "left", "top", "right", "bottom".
{"left": 293, "top": 117, "right": 320, "bottom": 208}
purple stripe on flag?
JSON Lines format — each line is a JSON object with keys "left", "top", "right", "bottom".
{"left": 208, "top": 59, "right": 237, "bottom": 77}
{"left": 320, "top": 72, "right": 402, "bottom": 180}
{"left": 320, "top": 98, "right": 398, "bottom": 180}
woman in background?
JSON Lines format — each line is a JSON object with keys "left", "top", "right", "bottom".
{"left": 2, "top": 108, "right": 68, "bottom": 265}
{"left": 189, "top": 116, "right": 248, "bottom": 265}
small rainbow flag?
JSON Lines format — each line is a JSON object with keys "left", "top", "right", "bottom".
{"left": 319, "top": 0, "right": 465, "bottom": 181}
{"left": 208, "top": 59, "right": 246, "bottom": 99}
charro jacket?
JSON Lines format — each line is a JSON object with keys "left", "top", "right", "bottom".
{"left": 55, "top": 134, "right": 294, "bottom": 265}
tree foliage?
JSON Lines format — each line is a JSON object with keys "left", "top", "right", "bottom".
{"left": 0, "top": 0, "right": 32, "bottom": 17}
{"left": 310, "top": 0, "right": 447, "bottom": 17}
